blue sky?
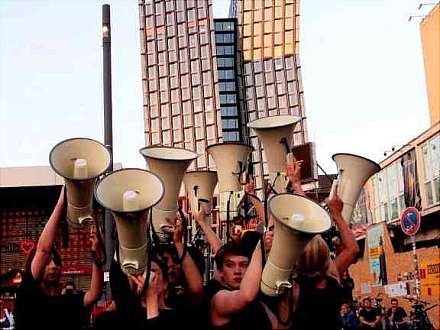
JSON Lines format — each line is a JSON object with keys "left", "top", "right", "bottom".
{"left": 0, "top": 0, "right": 432, "bottom": 173}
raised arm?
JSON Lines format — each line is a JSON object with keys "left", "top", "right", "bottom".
{"left": 195, "top": 209, "right": 223, "bottom": 255}
{"left": 286, "top": 159, "right": 305, "bottom": 196}
{"left": 31, "top": 186, "right": 65, "bottom": 280}
{"left": 327, "top": 193, "right": 359, "bottom": 279}
{"left": 173, "top": 217, "right": 203, "bottom": 302}
{"left": 83, "top": 232, "right": 104, "bottom": 307}
{"left": 211, "top": 242, "right": 262, "bottom": 318}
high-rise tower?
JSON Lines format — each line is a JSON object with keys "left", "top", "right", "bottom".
{"left": 138, "top": 0, "right": 222, "bottom": 169}
{"left": 232, "top": 0, "right": 309, "bottom": 194}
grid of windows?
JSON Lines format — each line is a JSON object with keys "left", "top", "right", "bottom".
{"left": 139, "top": 0, "right": 222, "bottom": 169}
{"left": 233, "top": 0, "right": 309, "bottom": 195}
{"left": 215, "top": 18, "right": 242, "bottom": 142}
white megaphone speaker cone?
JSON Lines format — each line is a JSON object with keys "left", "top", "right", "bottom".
{"left": 248, "top": 115, "right": 301, "bottom": 193}
{"left": 139, "top": 146, "right": 197, "bottom": 240}
{"left": 207, "top": 143, "right": 252, "bottom": 229}
{"left": 95, "top": 168, "right": 164, "bottom": 275}
{"left": 261, "top": 193, "right": 331, "bottom": 296}
{"left": 332, "top": 153, "right": 380, "bottom": 223}
{"left": 49, "top": 138, "right": 111, "bottom": 227}
{"left": 183, "top": 170, "right": 218, "bottom": 215}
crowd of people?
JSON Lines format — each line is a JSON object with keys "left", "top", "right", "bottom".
{"left": 5, "top": 157, "right": 390, "bottom": 330}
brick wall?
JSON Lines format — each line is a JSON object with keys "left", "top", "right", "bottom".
{"left": 349, "top": 223, "right": 439, "bottom": 329}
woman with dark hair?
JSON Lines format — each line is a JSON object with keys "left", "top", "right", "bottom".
{"left": 14, "top": 186, "right": 104, "bottom": 330}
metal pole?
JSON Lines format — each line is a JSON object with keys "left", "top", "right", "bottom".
{"left": 102, "top": 3, "right": 114, "bottom": 300}
{"left": 411, "top": 235, "right": 421, "bottom": 299}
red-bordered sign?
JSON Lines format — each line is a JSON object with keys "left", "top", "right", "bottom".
{"left": 400, "top": 207, "right": 421, "bottom": 236}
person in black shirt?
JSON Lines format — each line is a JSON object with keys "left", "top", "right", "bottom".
{"left": 359, "top": 297, "right": 381, "bottom": 329}
{"left": 205, "top": 240, "right": 275, "bottom": 330}
{"left": 386, "top": 298, "right": 409, "bottom": 330}
{"left": 341, "top": 270, "right": 355, "bottom": 305}
{"left": 14, "top": 186, "right": 104, "bottom": 330}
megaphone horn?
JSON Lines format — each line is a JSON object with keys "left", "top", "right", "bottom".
{"left": 49, "top": 138, "right": 111, "bottom": 228}
{"left": 139, "top": 146, "right": 198, "bottom": 241}
{"left": 247, "top": 115, "right": 301, "bottom": 193}
{"left": 261, "top": 193, "right": 331, "bottom": 296}
{"left": 95, "top": 168, "right": 164, "bottom": 275}
{"left": 332, "top": 153, "right": 381, "bottom": 223}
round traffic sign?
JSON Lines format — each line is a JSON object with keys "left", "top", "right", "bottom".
{"left": 400, "top": 207, "right": 421, "bottom": 236}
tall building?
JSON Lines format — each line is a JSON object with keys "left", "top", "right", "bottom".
{"left": 214, "top": 18, "right": 243, "bottom": 142}
{"left": 232, "top": 0, "right": 309, "bottom": 194}
{"left": 420, "top": 3, "right": 440, "bottom": 125}
{"left": 138, "top": 0, "right": 222, "bottom": 169}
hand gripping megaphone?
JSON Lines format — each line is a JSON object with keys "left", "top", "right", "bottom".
{"left": 139, "top": 146, "right": 197, "bottom": 240}
{"left": 95, "top": 168, "right": 164, "bottom": 275}
{"left": 261, "top": 193, "right": 331, "bottom": 296}
{"left": 331, "top": 153, "right": 381, "bottom": 223}
{"left": 49, "top": 138, "right": 111, "bottom": 227}
{"left": 247, "top": 115, "right": 301, "bottom": 193}
{"left": 206, "top": 142, "right": 253, "bottom": 240}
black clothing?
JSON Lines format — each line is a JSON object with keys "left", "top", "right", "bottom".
{"left": 205, "top": 279, "right": 272, "bottom": 330}
{"left": 386, "top": 306, "right": 407, "bottom": 323}
{"left": 15, "top": 272, "right": 87, "bottom": 330}
{"left": 359, "top": 307, "right": 381, "bottom": 329}
{"left": 105, "top": 261, "right": 206, "bottom": 330}
{"left": 341, "top": 277, "right": 355, "bottom": 303}
{"left": 291, "top": 276, "right": 343, "bottom": 330}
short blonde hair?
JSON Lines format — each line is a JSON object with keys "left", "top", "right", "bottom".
{"left": 297, "top": 235, "right": 331, "bottom": 278}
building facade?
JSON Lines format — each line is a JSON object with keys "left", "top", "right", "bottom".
{"left": 420, "top": 3, "right": 440, "bottom": 126}
{"left": 214, "top": 18, "right": 243, "bottom": 142}
{"left": 348, "top": 123, "right": 440, "bottom": 329}
{"left": 232, "top": 0, "right": 309, "bottom": 194}
{"left": 138, "top": 0, "right": 222, "bottom": 169}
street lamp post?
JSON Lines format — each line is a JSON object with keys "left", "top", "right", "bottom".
{"left": 102, "top": 3, "right": 114, "bottom": 300}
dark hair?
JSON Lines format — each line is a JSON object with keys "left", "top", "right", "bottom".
{"left": 64, "top": 280, "right": 76, "bottom": 289}
{"left": 391, "top": 298, "right": 398, "bottom": 303}
{"left": 363, "top": 297, "right": 371, "bottom": 303}
{"left": 214, "top": 242, "right": 250, "bottom": 270}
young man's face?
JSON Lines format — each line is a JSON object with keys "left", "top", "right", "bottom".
{"left": 340, "top": 304, "right": 349, "bottom": 315}
{"left": 219, "top": 254, "right": 249, "bottom": 290}
{"left": 42, "top": 259, "right": 61, "bottom": 284}
{"left": 391, "top": 300, "right": 399, "bottom": 309}
{"left": 162, "top": 251, "right": 181, "bottom": 285}
{"left": 363, "top": 299, "right": 371, "bottom": 309}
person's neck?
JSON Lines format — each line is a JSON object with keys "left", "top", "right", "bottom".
{"left": 41, "top": 282, "right": 60, "bottom": 296}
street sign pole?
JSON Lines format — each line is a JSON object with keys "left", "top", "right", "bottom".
{"left": 400, "top": 207, "right": 421, "bottom": 300}
{"left": 410, "top": 235, "right": 421, "bottom": 300}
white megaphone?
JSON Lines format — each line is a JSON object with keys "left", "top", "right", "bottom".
{"left": 261, "top": 193, "right": 332, "bottom": 296}
{"left": 331, "top": 153, "right": 381, "bottom": 223}
{"left": 183, "top": 170, "right": 218, "bottom": 238}
{"left": 206, "top": 142, "right": 253, "bottom": 240}
{"left": 139, "top": 146, "right": 197, "bottom": 240}
{"left": 95, "top": 168, "right": 164, "bottom": 275}
{"left": 49, "top": 138, "right": 111, "bottom": 227}
{"left": 248, "top": 115, "right": 301, "bottom": 193}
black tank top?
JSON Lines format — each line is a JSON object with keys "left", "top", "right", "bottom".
{"left": 205, "top": 279, "right": 272, "bottom": 330}
{"left": 292, "top": 276, "right": 342, "bottom": 330}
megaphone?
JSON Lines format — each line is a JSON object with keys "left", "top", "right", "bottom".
{"left": 247, "top": 115, "right": 301, "bottom": 193}
{"left": 183, "top": 170, "right": 218, "bottom": 239}
{"left": 49, "top": 138, "right": 111, "bottom": 227}
{"left": 206, "top": 142, "right": 252, "bottom": 240}
{"left": 139, "top": 146, "right": 197, "bottom": 240}
{"left": 261, "top": 193, "right": 331, "bottom": 296}
{"left": 95, "top": 168, "right": 164, "bottom": 275}
{"left": 331, "top": 153, "right": 381, "bottom": 223}
{"left": 183, "top": 170, "right": 218, "bottom": 215}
